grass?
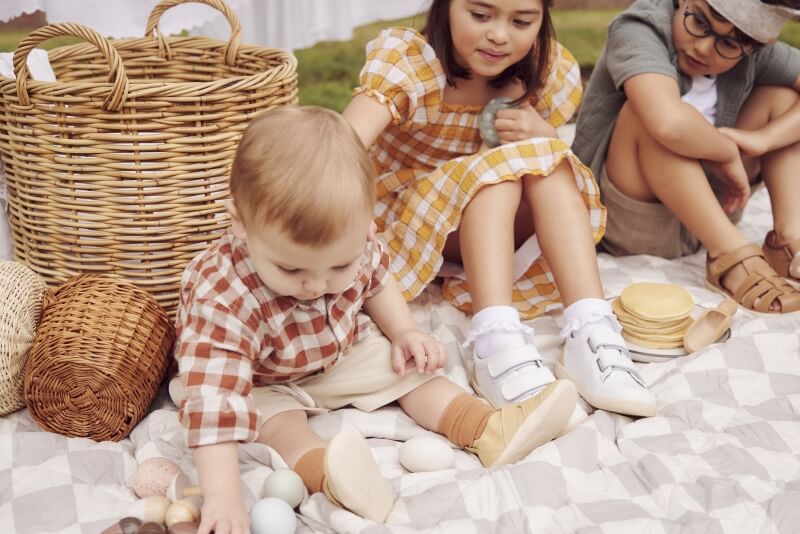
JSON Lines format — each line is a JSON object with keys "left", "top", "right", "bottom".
{"left": 3, "top": 10, "right": 800, "bottom": 111}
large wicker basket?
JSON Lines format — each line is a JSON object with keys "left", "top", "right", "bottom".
{"left": 0, "top": 0, "right": 298, "bottom": 314}
{"left": 23, "top": 274, "right": 175, "bottom": 441}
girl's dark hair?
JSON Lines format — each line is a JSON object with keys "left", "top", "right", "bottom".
{"left": 422, "top": 0, "right": 555, "bottom": 105}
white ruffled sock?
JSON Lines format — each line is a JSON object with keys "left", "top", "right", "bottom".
{"left": 561, "top": 297, "right": 621, "bottom": 338}
{"left": 468, "top": 305, "right": 531, "bottom": 359}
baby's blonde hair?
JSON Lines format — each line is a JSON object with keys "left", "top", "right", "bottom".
{"left": 230, "top": 105, "right": 376, "bottom": 245}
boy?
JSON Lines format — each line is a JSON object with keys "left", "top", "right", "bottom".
{"left": 172, "top": 106, "right": 578, "bottom": 533}
{"left": 574, "top": 0, "right": 800, "bottom": 313}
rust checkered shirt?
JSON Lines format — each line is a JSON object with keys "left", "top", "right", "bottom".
{"left": 175, "top": 230, "right": 390, "bottom": 447}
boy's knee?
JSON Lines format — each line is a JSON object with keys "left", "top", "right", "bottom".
{"left": 747, "top": 85, "right": 800, "bottom": 118}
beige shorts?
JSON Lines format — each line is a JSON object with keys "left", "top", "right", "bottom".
{"left": 171, "top": 331, "right": 436, "bottom": 431}
{"left": 598, "top": 165, "right": 746, "bottom": 259}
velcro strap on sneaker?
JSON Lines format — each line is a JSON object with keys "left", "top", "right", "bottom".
{"left": 588, "top": 331, "right": 645, "bottom": 387}
{"left": 587, "top": 330, "right": 628, "bottom": 355}
{"left": 499, "top": 365, "right": 556, "bottom": 402}
{"left": 487, "top": 345, "right": 544, "bottom": 378}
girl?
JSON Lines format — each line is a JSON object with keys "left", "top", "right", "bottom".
{"left": 343, "top": 0, "right": 656, "bottom": 419}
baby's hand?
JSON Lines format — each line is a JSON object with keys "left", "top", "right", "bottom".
{"left": 495, "top": 102, "right": 557, "bottom": 143}
{"left": 198, "top": 494, "right": 250, "bottom": 534}
{"left": 390, "top": 329, "right": 446, "bottom": 376}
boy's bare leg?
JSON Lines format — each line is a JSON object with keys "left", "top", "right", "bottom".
{"left": 733, "top": 86, "right": 800, "bottom": 244}
{"left": 397, "top": 376, "right": 466, "bottom": 430}
{"left": 522, "top": 161, "right": 605, "bottom": 306}
{"left": 256, "top": 410, "right": 327, "bottom": 467}
{"left": 606, "top": 102, "right": 759, "bottom": 299}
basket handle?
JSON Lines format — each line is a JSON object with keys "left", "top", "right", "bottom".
{"left": 13, "top": 23, "right": 129, "bottom": 111}
{"left": 145, "top": 0, "right": 242, "bottom": 66}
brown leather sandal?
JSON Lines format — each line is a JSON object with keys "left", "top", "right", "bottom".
{"left": 762, "top": 230, "right": 800, "bottom": 286}
{"left": 706, "top": 244, "right": 800, "bottom": 314}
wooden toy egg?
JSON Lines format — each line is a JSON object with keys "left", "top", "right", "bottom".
{"left": 119, "top": 517, "right": 143, "bottom": 534}
{"left": 251, "top": 497, "right": 296, "bottom": 534}
{"left": 399, "top": 436, "right": 455, "bottom": 472}
{"left": 478, "top": 97, "right": 516, "bottom": 148}
{"left": 127, "top": 496, "right": 171, "bottom": 524}
{"left": 167, "top": 472, "right": 202, "bottom": 501}
{"left": 133, "top": 458, "right": 181, "bottom": 498}
{"left": 165, "top": 498, "right": 200, "bottom": 528}
{"left": 262, "top": 468, "right": 305, "bottom": 509}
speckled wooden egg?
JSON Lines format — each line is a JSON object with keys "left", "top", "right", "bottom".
{"left": 478, "top": 96, "right": 516, "bottom": 148}
{"left": 133, "top": 458, "right": 181, "bottom": 498}
{"left": 251, "top": 497, "right": 297, "bottom": 534}
{"left": 262, "top": 468, "right": 305, "bottom": 508}
{"left": 399, "top": 436, "right": 455, "bottom": 472}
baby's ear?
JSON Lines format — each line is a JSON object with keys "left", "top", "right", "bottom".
{"left": 226, "top": 200, "right": 248, "bottom": 240}
{"left": 368, "top": 220, "right": 378, "bottom": 241}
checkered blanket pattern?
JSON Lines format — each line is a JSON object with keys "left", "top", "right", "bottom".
{"left": 1, "top": 187, "right": 798, "bottom": 533}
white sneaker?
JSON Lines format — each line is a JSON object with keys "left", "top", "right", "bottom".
{"left": 556, "top": 328, "right": 656, "bottom": 417}
{"left": 471, "top": 344, "right": 588, "bottom": 429}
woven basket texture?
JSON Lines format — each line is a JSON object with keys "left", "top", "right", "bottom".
{"left": 23, "top": 274, "right": 175, "bottom": 441}
{"left": 0, "top": 0, "right": 298, "bottom": 315}
{"left": 0, "top": 260, "right": 47, "bottom": 415}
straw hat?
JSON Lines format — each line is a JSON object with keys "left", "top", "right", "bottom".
{"left": 0, "top": 261, "right": 48, "bottom": 415}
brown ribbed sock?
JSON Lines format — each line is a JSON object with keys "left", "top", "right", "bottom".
{"left": 437, "top": 393, "right": 495, "bottom": 448}
{"left": 293, "top": 447, "right": 326, "bottom": 494}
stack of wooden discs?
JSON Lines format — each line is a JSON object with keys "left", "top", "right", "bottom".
{"left": 612, "top": 283, "right": 694, "bottom": 350}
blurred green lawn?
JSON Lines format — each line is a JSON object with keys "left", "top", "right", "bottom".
{"left": 2, "top": 10, "right": 800, "bottom": 111}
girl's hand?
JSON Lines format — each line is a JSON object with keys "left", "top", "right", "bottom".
{"left": 494, "top": 102, "right": 557, "bottom": 144}
{"left": 389, "top": 329, "right": 446, "bottom": 376}
{"left": 198, "top": 494, "right": 250, "bottom": 534}
{"left": 719, "top": 127, "right": 771, "bottom": 157}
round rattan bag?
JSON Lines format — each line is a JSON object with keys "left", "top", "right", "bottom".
{"left": 0, "top": 261, "right": 48, "bottom": 415}
{"left": 24, "top": 274, "right": 175, "bottom": 441}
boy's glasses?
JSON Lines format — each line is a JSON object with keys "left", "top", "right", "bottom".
{"left": 683, "top": 6, "right": 756, "bottom": 60}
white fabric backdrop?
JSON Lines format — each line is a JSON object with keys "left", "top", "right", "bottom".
{"left": 0, "top": 0, "right": 430, "bottom": 51}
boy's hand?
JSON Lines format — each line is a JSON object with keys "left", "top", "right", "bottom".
{"left": 719, "top": 127, "right": 771, "bottom": 157}
{"left": 495, "top": 102, "right": 557, "bottom": 143}
{"left": 198, "top": 494, "right": 250, "bottom": 534}
{"left": 708, "top": 155, "right": 751, "bottom": 214}
{"left": 390, "top": 329, "right": 446, "bottom": 376}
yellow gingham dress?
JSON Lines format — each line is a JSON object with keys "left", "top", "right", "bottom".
{"left": 356, "top": 28, "right": 605, "bottom": 319}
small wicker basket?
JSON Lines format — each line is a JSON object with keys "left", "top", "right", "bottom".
{"left": 0, "top": 260, "right": 48, "bottom": 415}
{"left": 0, "top": 0, "right": 298, "bottom": 315}
{"left": 23, "top": 274, "right": 175, "bottom": 441}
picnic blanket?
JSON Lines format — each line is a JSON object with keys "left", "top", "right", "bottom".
{"left": 1, "top": 186, "right": 799, "bottom": 534}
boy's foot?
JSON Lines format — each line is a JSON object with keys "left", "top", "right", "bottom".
{"left": 323, "top": 431, "right": 393, "bottom": 523}
{"left": 468, "top": 380, "right": 577, "bottom": 467}
{"left": 762, "top": 230, "right": 800, "bottom": 287}
{"left": 556, "top": 328, "right": 656, "bottom": 418}
{"left": 708, "top": 244, "right": 800, "bottom": 313}
{"left": 471, "top": 345, "right": 587, "bottom": 430}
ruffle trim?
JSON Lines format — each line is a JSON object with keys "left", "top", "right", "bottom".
{"left": 462, "top": 319, "right": 535, "bottom": 348}
{"left": 559, "top": 312, "right": 622, "bottom": 338}
{"left": 353, "top": 87, "right": 402, "bottom": 124}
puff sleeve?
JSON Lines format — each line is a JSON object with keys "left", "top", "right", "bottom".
{"left": 355, "top": 27, "right": 445, "bottom": 129}
{"left": 531, "top": 41, "right": 583, "bottom": 129}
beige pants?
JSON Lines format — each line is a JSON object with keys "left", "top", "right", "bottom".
{"left": 171, "top": 331, "right": 436, "bottom": 429}
{"left": 598, "top": 165, "right": 746, "bottom": 259}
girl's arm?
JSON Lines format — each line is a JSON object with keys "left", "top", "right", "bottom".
{"left": 342, "top": 93, "right": 393, "bottom": 148}
{"left": 623, "top": 73, "right": 741, "bottom": 164}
